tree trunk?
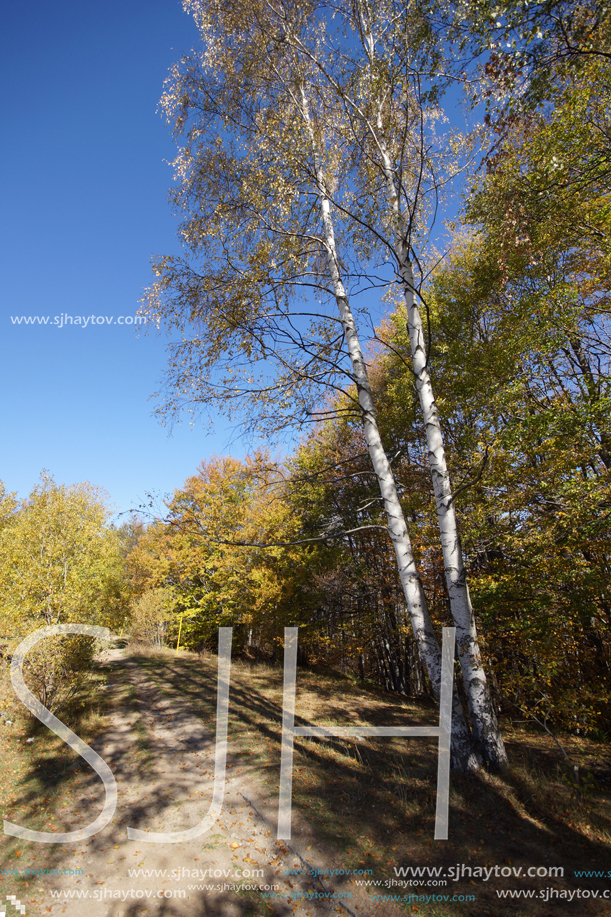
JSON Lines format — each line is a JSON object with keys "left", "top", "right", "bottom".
{"left": 352, "top": 3, "right": 507, "bottom": 767}
{"left": 299, "top": 85, "right": 480, "bottom": 772}
{"left": 398, "top": 256, "right": 507, "bottom": 768}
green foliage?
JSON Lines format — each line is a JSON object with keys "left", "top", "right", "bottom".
{"left": 122, "top": 0, "right": 611, "bottom": 740}
{"left": 458, "top": 0, "right": 611, "bottom": 117}
{"left": 127, "top": 453, "right": 317, "bottom": 654}
{"left": 129, "top": 589, "right": 172, "bottom": 648}
{"left": 0, "top": 472, "right": 129, "bottom": 711}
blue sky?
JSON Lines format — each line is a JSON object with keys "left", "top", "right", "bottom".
{"left": 0, "top": 1, "right": 469, "bottom": 521}
{"left": 0, "top": 0, "right": 240, "bottom": 518}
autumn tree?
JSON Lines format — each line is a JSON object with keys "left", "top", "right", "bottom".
{"left": 144, "top": 0, "right": 489, "bottom": 769}
{"left": 420, "top": 239, "right": 610, "bottom": 731}
{"left": 127, "top": 453, "right": 314, "bottom": 655}
{"left": 288, "top": 0, "right": 508, "bottom": 768}
{"left": 0, "top": 473, "right": 128, "bottom": 711}
{"left": 424, "top": 45, "right": 611, "bottom": 731}
{"left": 142, "top": 0, "right": 610, "bottom": 750}
{"left": 353, "top": 28, "right": 611, "bottom": 731}
{"left": 461, "top": 0, "right": 611, "bottom": 118}
{"left": 285, "top": 410, "right": 438, "bottom": 693}
{"left": 130, "top": 589, "right": 172, "bottom": 648}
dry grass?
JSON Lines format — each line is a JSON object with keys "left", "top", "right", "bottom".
{"left": 132, "top": 650, "right": 611, "bottom": 916}
{"left": 1, "top": 645, "right": 610, "bottom": 916}
{"left": 0, "top": 655, "right": 126, "bottom": 900}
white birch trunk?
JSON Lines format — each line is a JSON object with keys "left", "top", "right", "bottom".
{"left": 299, "top": 86, "right": 479, "bottom": 772}
{"left": 400, "top": 257, "right": 507, "bottom": 768}
{"left": 368, "top": 87, "right": 508, "bottom": 770}
{"left": 346, "top": 0, "right": 506, "bottom": 767}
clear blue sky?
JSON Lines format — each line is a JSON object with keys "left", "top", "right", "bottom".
{"left": 0, "top": 2, "right": 468, "bottom": 521}
{"left": 0, "top": 0, "right": 240, "bottom": 518}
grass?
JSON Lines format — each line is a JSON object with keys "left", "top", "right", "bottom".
{"left": 1, "top": 643, "right": 610, "bottom": 916}
{"left": 0, "top": 667, "right": 111, "bottom": 821}
{"left": 0, "top": 648, "right": 129, "bottom": 902}
{"left": 130, "top": 648, "right": 611, "bottom": 916}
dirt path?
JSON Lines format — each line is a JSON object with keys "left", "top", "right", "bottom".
{"left": 23, "top": 647, "right": 397, "bottom": 917}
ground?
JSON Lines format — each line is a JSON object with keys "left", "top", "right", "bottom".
{"left": 1, "top": 641, "right": 610, "bottom": 917}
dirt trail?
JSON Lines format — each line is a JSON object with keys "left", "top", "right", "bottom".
{"left": 22, "top": 647, "right": 398, "bottom": 917}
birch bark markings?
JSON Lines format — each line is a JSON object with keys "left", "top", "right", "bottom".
{"left": 401, "top": 258, "right": 507, "bottom": 769}
{"left": 354, "top": 5, "right": 507, "bottom": 769}
{"left": 157, "top": 0, "right": 493, "bottom": 770}
{"left": 298, "top": 85, "right": 480, "bottom": 772}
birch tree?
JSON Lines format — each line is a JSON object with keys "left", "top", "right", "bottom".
{"left": 349, "top": 0, "right": 507, "bottom": 770}
{"left": 145, "top": 0, "right": 481, "bottom": 769}
{"left": 255, "top": 0, "right": 507, "bottom": 767}
{"left": 294, "top": 74, "right": 482, "bottom": 769}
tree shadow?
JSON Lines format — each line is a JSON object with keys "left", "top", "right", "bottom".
{"left": 137, "top": 652, "right": 611, "bottom": 915}
{"left": 1, "top": 650, "right": 610, "bottom": 917}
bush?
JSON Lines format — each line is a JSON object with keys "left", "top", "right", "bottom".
{"left": 129, "top": 589, "right": 172, "bottom": 648}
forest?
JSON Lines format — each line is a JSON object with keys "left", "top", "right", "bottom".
{"left": 1, "top": 0, "right": 610, "bottom": 779}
